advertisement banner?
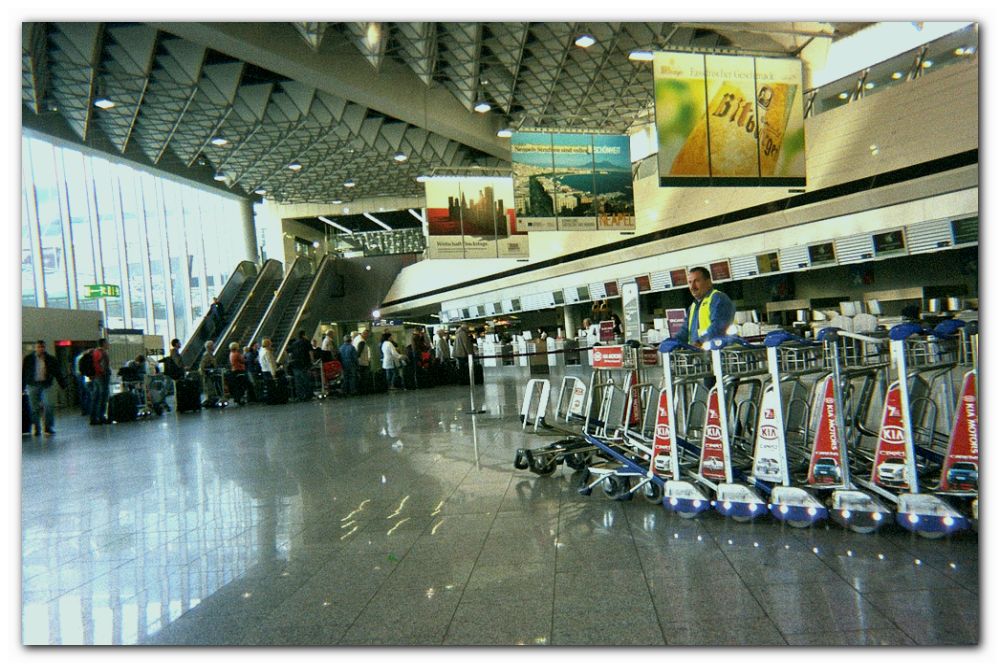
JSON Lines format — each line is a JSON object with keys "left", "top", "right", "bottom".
{"left": 511, "top": 131, "right": 635, "bottom": 231}
{"left": 621, "top": 281, "right": 641, "bottom": 342}
{"left": 650, "top": 389, "right": 675, "bottom": 479}
{"left": 654, "top": 51, "right": 805, "bottom": 186}
{"left": 425, "top": 177, "right": 528, "bottom": 259}
{"left": 699, "top": 386, "right": 728, "bottom": 481}
{"left": 869, "top": 381, "right": 912, "bottom": 491}
{"left": 806, "top": 376, "right": 845, "bottom": 487}
{"left": 752, "top": 384, "right": 785, "bottom": 484}
{"left": 591, "top": 345, "right": 624, "bottom": 369}
{"left": 939, "top": 371, "right": 978, "bottom": 492}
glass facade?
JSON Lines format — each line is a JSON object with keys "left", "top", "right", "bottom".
{"left": 21, "top": 131, "right": 250, "bottom": 344}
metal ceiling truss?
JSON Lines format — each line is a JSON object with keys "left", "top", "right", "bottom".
{"left": 24, "top": 21, "right": 865, "bottom": 205}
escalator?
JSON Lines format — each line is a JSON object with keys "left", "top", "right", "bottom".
{"left": 276, "top": 254, "right": 342, "bottom": 364}
{"left": 180, "top": 260, "right": 258, "bottom": 369}
{"left": 250, "top": 256, "right": 315, "bottom": 354}
{"left": 212, "top": 259, "right": 284, "bottom": 364}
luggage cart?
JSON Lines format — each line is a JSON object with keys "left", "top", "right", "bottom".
{"left": 697, "top": 336, "right": 770, "bottom": 522}
{"left": 814, "top": 327, "right": 894, "bottom": 534}
{"left": 752, "top": 331, "right": 830, "bottom": 527}
{"left": 861, "top": 322, "right": 971, "bottom": 538}
{"left": 936, "top": 322, "right": 978, "bottom": 532}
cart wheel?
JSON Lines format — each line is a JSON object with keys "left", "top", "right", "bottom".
{"left": 565, "top": 451, "right": 591, "bottom": 470}
{"left": 675, "top": 510, "right": 700, "bottom": 519}
{"left": 600, "top": 476, "right": 622, "bottom": 499}
{"left": 530, "top": 458, "right": 557, "bottom": 477}
{"left": 846, "top": 523, "right": 878, "bottom": 535}
{"left": 916, "top": 530, "right": 947, "bottom": 540}
{"left": 642, "top": 483, "right": 663, "bottom": 505}
{"left": 785, "top": 519, "right": 813, "bottom": 529}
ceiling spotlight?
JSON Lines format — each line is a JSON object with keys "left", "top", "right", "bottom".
{"left": 922, "top": 60, "right": 934, "bottom": 68}
{"left": 343, "top": 179, "right": 356, "bottom": 188}
{"left": 628, "top": 50, "right": 654, "bottom": 62}
{"left": 254, "top": 188, "right": 267, "bottom": 195}
{"left": 371, "top": 309, "right": 381, "bottom": 319}
{"left": 837, "top": 92, "right": 849, "bottom": 100}
{"left": 964, "top": 47, "right": 976, "bottom": 55}
{"left": 473, "top": 100, "right": 491, "bottom": 113}
{"left": 213, "top": 171, "right": 226, "bottom": 182}
{"left": 287, "top": 161, "right": 302, "bottom": 171}
{"left": 93, "top": 97, "right": 116, "bottom": 109}
{"left": 891, "top": 71, "right": 903, "bottom": 80}
{"left": 496, "top": 128, "right": 513, "bottom": 138}
{"left": 575, "top": 34, "right": 596, "bottom": 48}
{"left": 415, "top": 175, "right": 430, "bottom": 183}
{"left": 393, "top": 151, "right": 408, "bottom": 162}
{"left": 312, "top": 240, "right": 321, "bottom": 249}
{"left": 210, "top": 136, "right": 230, "bottom": 147}
{"left": 864, "top": 82, "right": 875, "bottom": 90}
{"left": 332, "top": 198, "right": 343, "bottom": 204}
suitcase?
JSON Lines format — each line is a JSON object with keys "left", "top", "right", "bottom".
{"left": 22, "top": 392, "right": 32, "bottom": 434}
{"left": 224, "top": 371, "right": 247, "bottom": 403}
{"left": 108, "top": 392, "right": 138, "bottom": 423}
{"left": 263, "top": 372, "right": 289, "bottom": 405}
{"left": 175, "top": 377, "right": 202, "bottom": 413}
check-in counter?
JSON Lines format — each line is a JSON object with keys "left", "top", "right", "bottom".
{"left": 527, "top": 340, "right": 549, "bottom": 375}
{"left": 514, "top": 337, "right": 530, "bottom": 367}
{"left": 546, "top": 337, "right": 562, "bottom": 369}
{"left": 480, "top": 338, "right": 500, "bottom": 367}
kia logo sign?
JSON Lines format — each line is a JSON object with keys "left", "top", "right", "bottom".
{"left": 760, "top": 425, "right": 778, "bottom": 440}
{"left": 705, "top": 425, "right": 722, "bottom": 440}
{"left": 881, "top": 426, "right": 906, "bottom": 444}
{"left": 655, "top": 424, "right": 670, "bottom": 438}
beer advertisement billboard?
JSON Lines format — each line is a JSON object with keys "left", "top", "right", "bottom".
{"left": 511, "top": 131, "right": 635, "bottom": 231}
{"left": 424, "top": 177, "right": 528, "bottom": 259}
{"left": 654, "top": 52, "right": 805, "bottom": 186}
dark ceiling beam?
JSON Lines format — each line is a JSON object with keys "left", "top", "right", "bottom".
{"left": 149, "top": 22, "right": 511, "bottom": 162}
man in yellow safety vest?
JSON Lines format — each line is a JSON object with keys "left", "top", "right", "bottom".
{"left": 675, "top": 266, "right": 735, "bottom": 346}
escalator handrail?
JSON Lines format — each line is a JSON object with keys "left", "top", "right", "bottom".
{"left": 212, "top": 259, "right": 284, "bottom": 363}
{"left": 180, "top": 260, "right": 258, "bottom": 367}
{"left": 249, "top": 256, "right": 315, "bottom": 348}
{"left": 276, "top": 254, "right": 336, "bottom": 364}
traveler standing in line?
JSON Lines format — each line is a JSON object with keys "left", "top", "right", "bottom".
{"left": 89, "top": 338, "right": 111, "bottom": 425}
{"left": 200, "top": 340, "right": 221, "bottom": 407}
{"left": 435, "top": 328, "right": 452, "bottom": 363}
{"left": 674, "top": 266, "right": 736, "bottom": 346}
{"left": 353, "top": 329, "right": 372, "bottom": 393}
{"left": 244, "top": 342, "right": 261, "bottom": 401}
{"left": 453, "top": 322, "right": 474, "bottom": 376}
{"left": 339, "top": 334, "right": 359, "bottom": 396}
{"left": 165, "top": 338, "right": 185, "bottom": 379}
{"left": 22, "top": 340, "right": 66, "bottom": 436}
{"left": 320, "top": 329, "right": 337, "bottom": 362}
{"left": 228, "top": 341, "right": 248, "bottom": 405}
{"left": 288, "top": 330, "right": 314, "bottom": 401}
{"left": 380, "top": 331, "right": 404, "bottom": 390}
{"left": 73, "top": 348, "right": 91, "bottom": 416}
{"left": 259, "top": 338, "right": 277, "bottom": 381}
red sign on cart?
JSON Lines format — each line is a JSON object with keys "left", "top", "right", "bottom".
{"left": 592, "top": 345, "right": 624, "bottom": 368}
{"left": 806, "top": 376, "right": 846, "bottom": 487}
{"left": 650, "top": 389, "right": 674, "bottom": 479}
{"left": 869, "top": 381, "right": 912, "bottom": 491}
{"left": 939, "top": 371, "right": 978, "bottom": 492}
{"left": 699, "top": 387, "right": 728, "bottom": 481}
{"left": 641, "top": 348, "right": 660, "bottom": 366}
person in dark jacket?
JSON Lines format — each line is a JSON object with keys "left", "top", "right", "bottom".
{"left": 88, "top": 338, "right": 111, "bottom": 425}
{"left": 22, "top": 340, "right": 66, "bottom": 436}
{"left": 209, "top": 296, "right": 225, "bottom": 337}
{"left": 338, "top": 335, "right": 359, "bottom": 396}
{"left": 287, "top": 330, "right": 314, "bottom": 401}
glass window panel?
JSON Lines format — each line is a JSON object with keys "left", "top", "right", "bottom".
{"left": 90, "top": 154, "right": 125, "bottom": 328}
{"left": 116, "top": 164, "right": 147, "bottom": 330}
{"left": 182, "top": 187, "right": 207, "bottom": 322}
{"left": 61, "top": 148, "right": 99, "bottom": 307}
{"left": 29, "top": 137, "right": 70, "bottom": 309}
{"left": 21, "top": 186, "right": 37, "bottom": 307}
{"left": 140, "top": 173, "right": 169, "bottom": 333}
{"left": 163, "top": 180, "right": 189, "bottom": 344}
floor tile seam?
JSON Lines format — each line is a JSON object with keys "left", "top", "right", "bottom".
{"left": 717, "top": 534, "right": 800, "bottom": 644}
{"left": 854, "top": 586, "right": 974, "bottom": 642}
{"left": 620, "top": 507, "right": 675, "bottom": 646}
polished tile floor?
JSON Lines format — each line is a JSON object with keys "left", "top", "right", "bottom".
{"left": 21, "top": 369, "right": 979, "bottom": 646}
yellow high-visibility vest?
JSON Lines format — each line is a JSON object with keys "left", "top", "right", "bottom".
{"left": 687, "top": 289, "right": 720, "bottom": 340}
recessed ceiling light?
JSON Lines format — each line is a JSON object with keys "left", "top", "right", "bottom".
{"left": 864, "top": 82, "right": 875, "bottom": 90}
{"left": 94, "top": 98, "right": 115, "bottom": 109}
{"left": 496, "top": 128, "right": 513, "bottom": 138}
{"left": 837, "top": 92, "right": 849, "bottom": 100}
{"left": 344, "top": 179, "right": 356, "bottom": 188}
{"left": 210, "top": 136, "right": 230, "bottom": 147}
{"left": 628, "top": 50, "right": 654, "bottom": 61}
{"left": 575, "top": 34, "right": 596, "bottom": 48}
{"left": 213, "top": 171, "right": 226, "bottom": 182}
{"left": 287, "top": 161, "right": 302, "bottom": 171}
{"left": 393, "top": 151, "right": 408, "bottom": 162}
{"left": 312, "top": 240, "right": 321, "bottom": 249}
{"left": 254, "top": 188, "right": 267, "bottom": 195}
{"left": 922, "top": 60, "right": 934, "bottom": 68}
{"left": 332, "top": 198, "right": 343, "bottom": 204}
{"left": 964, "top": 47, "right": 976, "bottom": 55}
{"left": 415, "top": 175, "right": 430, "bottom": 183}
{"left": 954, "top": 47, "right": 966, "bottom": 56}
{"left": 473, "top": 100, "right": 491, "bottom": 113}
{"left": 891, "top": 71, "right": 903, "bottom": 80}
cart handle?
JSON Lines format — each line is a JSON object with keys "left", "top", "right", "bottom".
{"left": 658, "top": 339, "right": 702, "bottom": 353}
{"left": 704, "top": 335, "right": 765, "bottom": 350}
{"left": 763, "top": 330, "right": 819, "bottom": 348}
{"left": 816, "top": 327, "right": 886, "bottom": 345}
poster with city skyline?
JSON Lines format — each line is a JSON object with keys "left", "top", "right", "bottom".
{"left": 511, "top": 131, "right": 635, "bottom": 231}
{"left": 424, "top": 177, "right": 527, "bottom": 259}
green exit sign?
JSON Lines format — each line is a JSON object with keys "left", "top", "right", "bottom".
{"left": 83, "top": 284, "right": 120, "bottom": 299}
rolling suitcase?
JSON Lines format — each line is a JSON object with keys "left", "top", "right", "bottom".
{"left": 108, "top": 392, "right": 138, "bottom": 423}
{"left": 22, "top": 392, "right": 32, "bottom": 434}
{"left": 175, "top": 377, "right": 202, "bottom": 413}
{"left": 264, "top": 372, "right": 289, "bottom": 405}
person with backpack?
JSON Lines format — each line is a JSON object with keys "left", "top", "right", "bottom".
{"left": 73, "top": 348, "right": 92, "bottom": 415}
{"left": 163, "top": 338, "right": 185, "bottom": 381}
{"left": 87, "top": 338, "right": 111, "bottom": 425}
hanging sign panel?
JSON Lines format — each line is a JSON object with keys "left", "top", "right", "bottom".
{"left": 654, "top": 52, "right": 806, "bottom": 186}
{"left": 511, "top": 131, "right": 635, "bottom": 231}
{"left": 424, "top": 177, "right": 528, "bottom": 259}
